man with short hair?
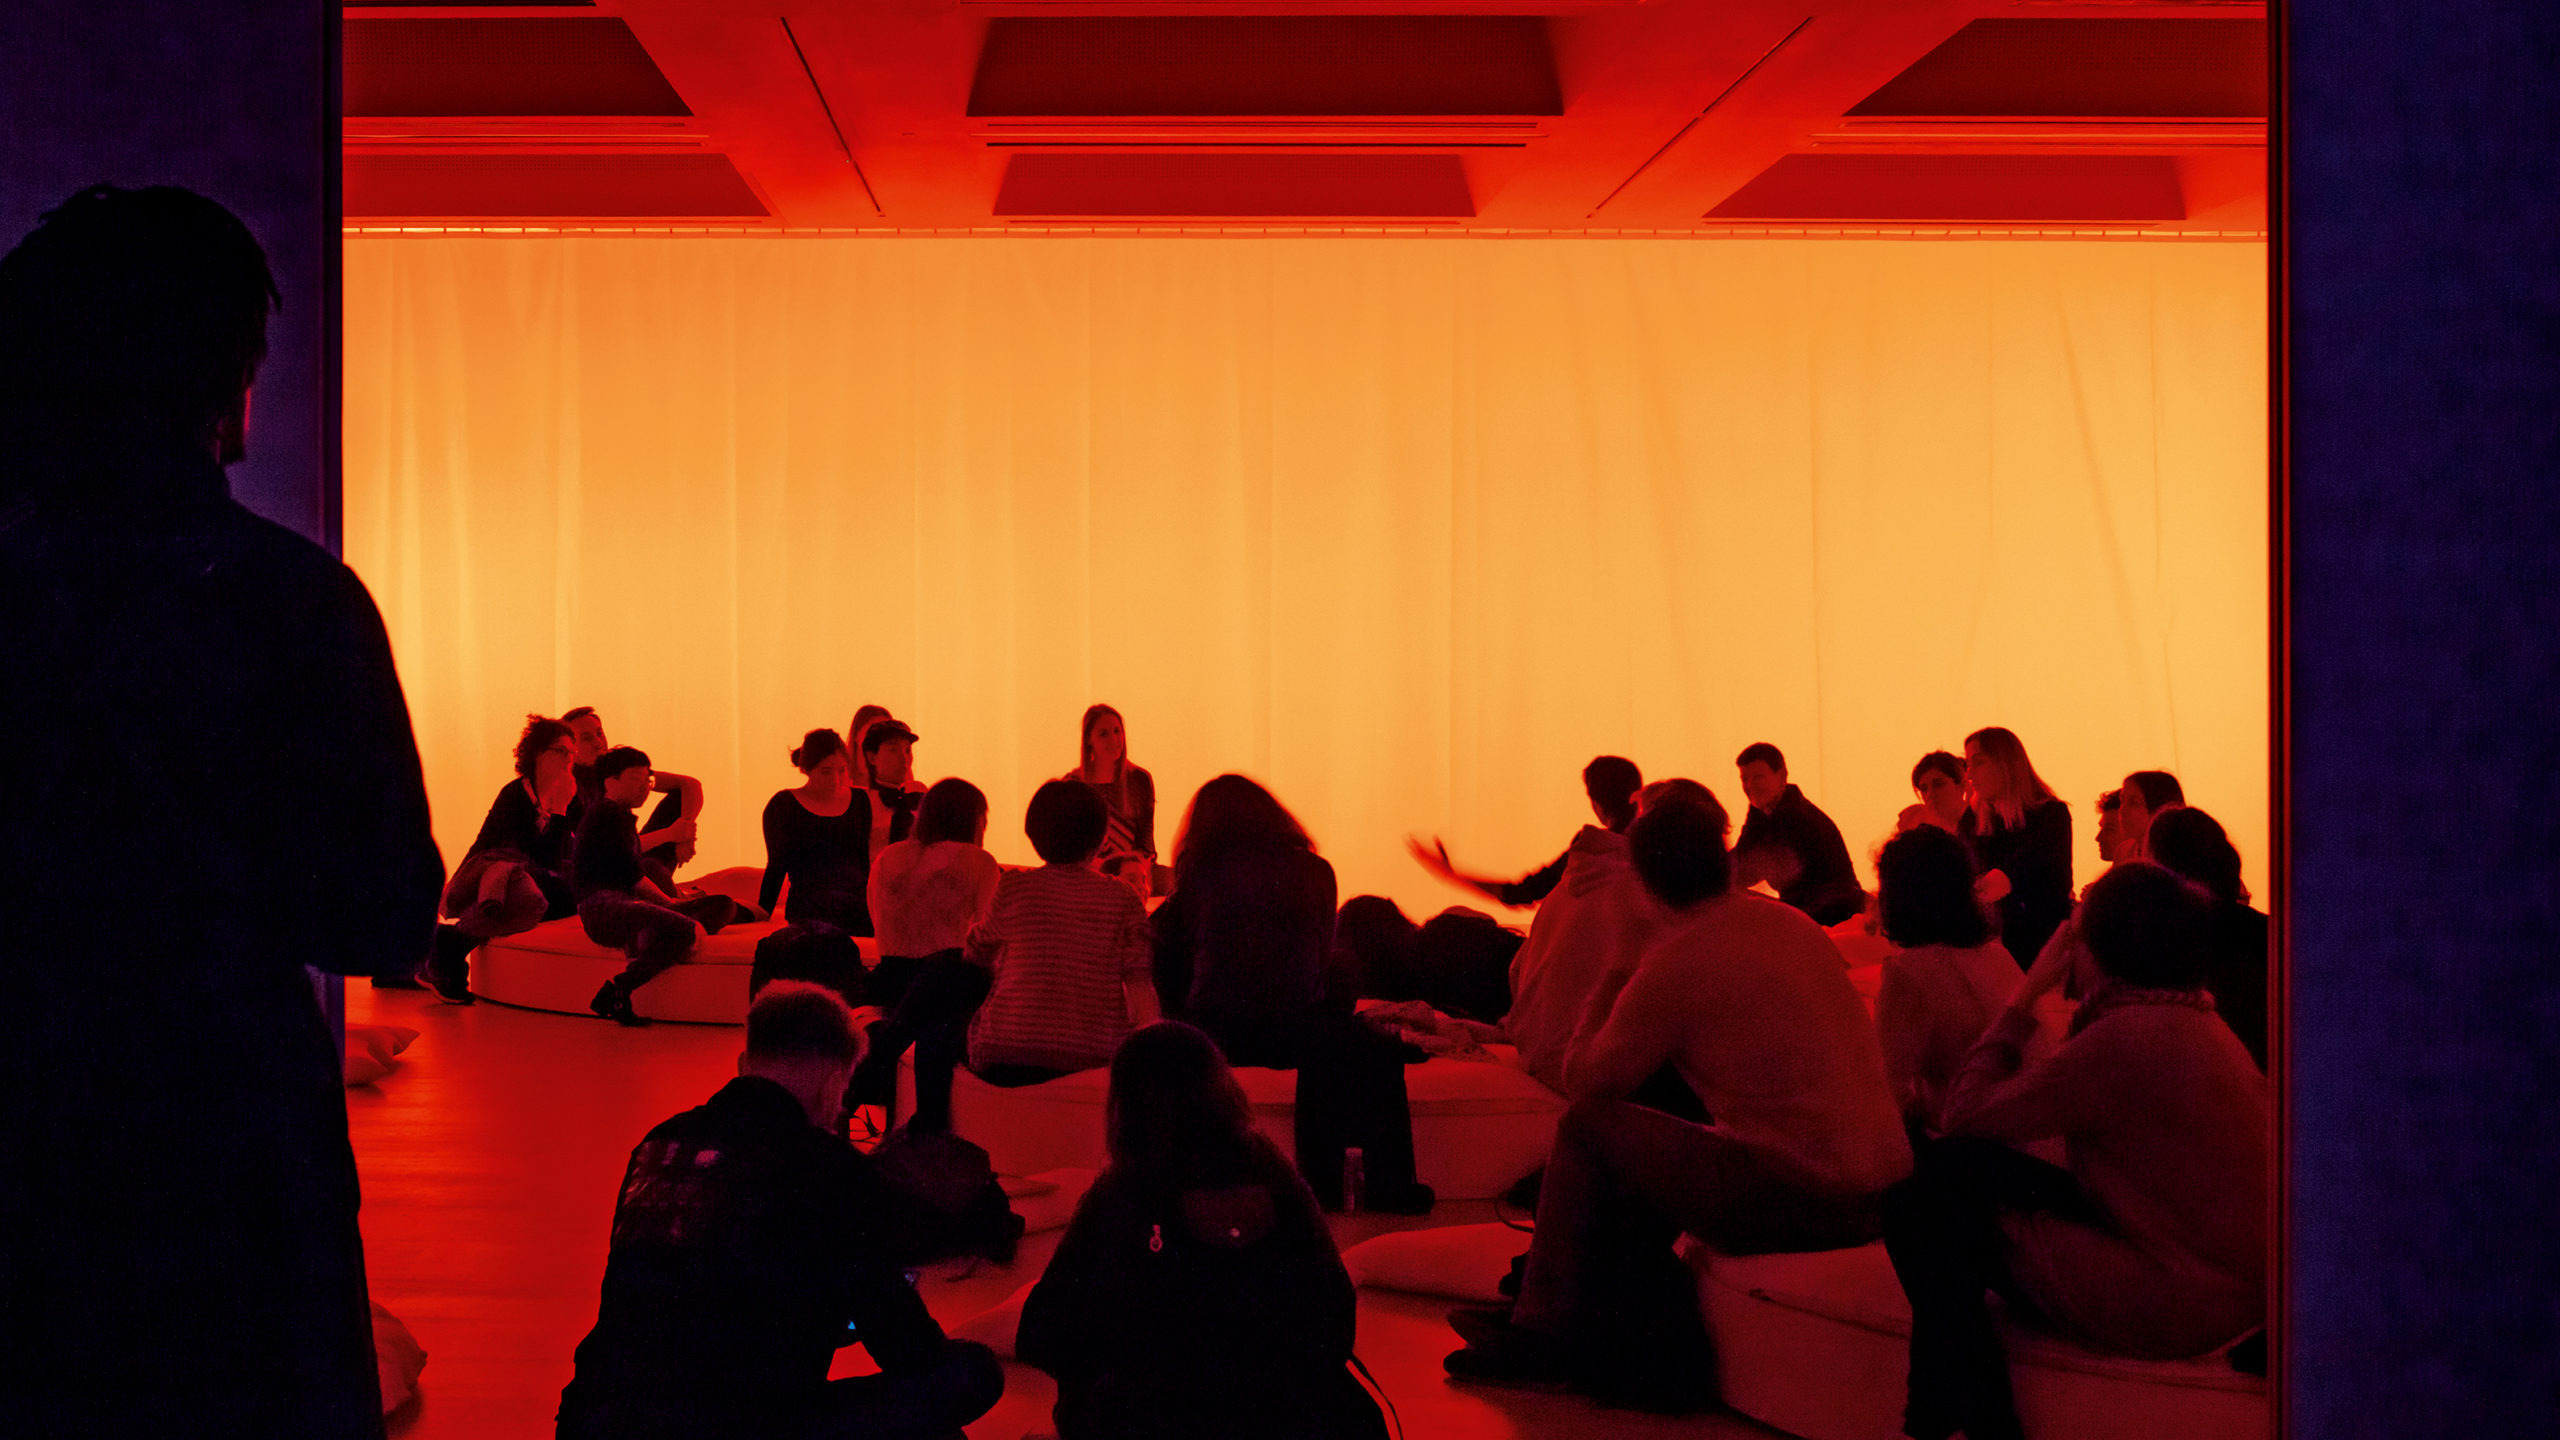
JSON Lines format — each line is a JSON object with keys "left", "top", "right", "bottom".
{"left": 574, "top": 746, "right": 738, "bottom": 1025}
{"left": 2, "top": 186, "right": 446, "bottom": 1435}
{"left": 2095, "top": 789, "right": 2126, "bottom": 864}
{"left": 2116, "top": 770, "right": 2185, "bottom": 861}
{"left": 557, "top": 984, "right": 1004, "bottom": 1439}
{"left": 1408, "top": 755, "right": 1644, "bottom": 909}
{"left": 1442, "top": 793, "right": 1912, "bottom": 1409}
{"left": 563, "top": 705, "right": 704, "bottom": 880}
{"left": 1731, "top": 742, "right": 1866, "bottom": 926}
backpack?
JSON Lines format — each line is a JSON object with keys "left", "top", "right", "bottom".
{"left": 867, "top": 1127, "right": 1025, "bottom": 1267}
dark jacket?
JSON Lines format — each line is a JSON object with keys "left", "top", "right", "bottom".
{"left": 1018, "top": 1135, "right": 1387, "bottom": 1440}
{"left": 1, "top": 451, "right": 443, "bottom": 1438}
{"left": 1962, "top": 798, "right": 2075, "bottom": 968}
{"left": 556, "top": 1076, "right": 948, "bottom": 1439}
{"left": 1735, "top": 783, "right": 1867, "bottom": 926}
{"left": 1154, "top": 846, "right": 1337, "bottom": 1064}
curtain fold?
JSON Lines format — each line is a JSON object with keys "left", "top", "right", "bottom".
{"left": 345, "top": 237, "right": 2266, "bottom": 918}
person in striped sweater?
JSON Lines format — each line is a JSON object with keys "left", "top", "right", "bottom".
{"left": 965, "top": 781, "right": 1160, "bottom": 1085}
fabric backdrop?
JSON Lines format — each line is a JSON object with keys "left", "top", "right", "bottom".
{"left": 344, "top": 236, "right": 2266, "bottom": 922}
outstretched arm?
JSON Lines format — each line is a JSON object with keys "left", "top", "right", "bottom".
{"left": 1406, "top": 835, "right": 1554, "bottom": 910}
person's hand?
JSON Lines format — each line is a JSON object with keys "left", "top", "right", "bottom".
{"left": 537, "top": 770, "right": 578, "bottom": 819}
{"left": 1406, "top": 835, "right": 1458, "bottom": 882}
{"left": 1975, "top": 867, "right": 2013, "bottom": 903}
{"left": 663, "top": 816, "right": 699, "bottom": 846}
{"left": 2014, "top": 918, "right": 2079, "bottom": 1007}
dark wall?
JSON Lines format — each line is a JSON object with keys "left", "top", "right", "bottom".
{"left": 0, "top": 1, "right": 336, "bottom": 548}
{"left": 2288, "top": 1, "right": 2560, "bottom": 1433}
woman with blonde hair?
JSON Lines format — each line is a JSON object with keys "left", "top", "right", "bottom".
{"left": 1957, "top": 727, "right": 2073, "bottom": 970}
{"left": 1068, "top": 703, "right": 1159, "bottom": 895}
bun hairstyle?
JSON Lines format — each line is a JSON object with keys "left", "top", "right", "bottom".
{"left": 790, "top": 728, "right": 848, "bottom": 774}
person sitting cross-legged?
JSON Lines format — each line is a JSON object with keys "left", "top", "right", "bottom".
{"left": 574, "top": 745, "right": 740, "bottom": 1026}
{"left": 555, "top": 983, "right": 1004, "bottom": 1440}
{"left": 1441, "top": 790, "right": 1913, "bottom": 1410}
{"left": 1882, "top": 862, "right": 2266, "bottom": 1440}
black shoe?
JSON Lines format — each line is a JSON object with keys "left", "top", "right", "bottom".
{"left": 591, "top": 980, "right": 648, "bottom": 1026}
{"left": 423, "top": 928, "right": 476, "bottom": 1005}
{"left": 1368, "top": 1180, "right": 1437, "bottom": 1216}
{"left": 369, "top": 969, "right": 425, "bottom": 990}
{"left": 1442, "top": 1316, "right": 1574, "bottom": 1390}
{"left": 1445, "top": 1304, "right": 1518, "bottom": 1350}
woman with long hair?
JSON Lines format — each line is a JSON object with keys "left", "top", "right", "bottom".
{"left": 1958, "top": 727, "right": 2074, "bottom": 970}
{"left": 851, "top": 777, "right": 1004, "bottom": 1130}
{"left": 1068, "top": 703, "right": 1159, "bottom": 895}
{"left": 1154, "top": 775, "right": 1431, "bottom": 1213}
{"left": 759, "top": 728, "right": 875, "bottom": 935}
{"left": 2146, "top": 806, "right": 2268, "bottom": 1071}
{"left": 1873, "top": 826, "right": 2020, "bottom": 1134}
{"left": 1018, "top": 1023, "right": 1389, "bottom": 1440}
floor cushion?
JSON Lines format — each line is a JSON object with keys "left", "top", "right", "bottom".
{"left": 343, "top": 1023, "right": 419, "bottom": 1086}
{"left": 372, "top": 1300, "right": 428, "bottom": 1413}
{"left": 1688, "top": 1239, "right": 2267, "bottom": 1440}
{"left": 474, "top": 916, "right": 880, "bottom": 1023}
{"left": 901, "top": 1048, "right": 1565, "bottom": 1198}
{"left": 1341, "top": 1221, "right": 1529, "bottom": 1302}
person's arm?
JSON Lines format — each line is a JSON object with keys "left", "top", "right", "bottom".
{"left": 836, "top": 1155, "right": 949, "bottom": 1372}
{"left": 1873, "top": 957, "right": 1931, "bottom": 1122}
{"left": 637, "top": 771, "right": 703, "bottom": 852}
{"left": 1562, "top": 942, "right": 1683, "bottom": 1101}
{"left": 1016, "top": 1181, "right": 1115, "bottom": 1381}
{"left": 760, "top": 793, "right": 790, "bottom": 916}
{"left": 1130, "top": 766, "right": 1157, "bottom": 859}
{"left": 1149, "top": 886, "right": 1194, "bottom": 1018}
{"left": 1118, "top": 890, "right": 1161, "bottom": 1027}
{"left": 1935, "top": 936, "right": 2117, "bottom": 1141}
{"left": 1407, "top": 836, "right": 1565, "bottom": 909}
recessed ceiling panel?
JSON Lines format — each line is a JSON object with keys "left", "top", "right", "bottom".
{"left": 1708, "top": 154, "right": 2184, "bottom": 222}
{"left": 345, "top": 18, "right": 690, "bottom": 116}
{"left": 968, "top": 17, "right": 1560, "bottom": 117}
{"left": 344, "top": 154, "right": 767, "bottom": 218}
{"left": 1848, "top": 19, "right": 2266, "bottom": 118}
{"left": 994, "top": 153, "right": 1473, "bottom": 217}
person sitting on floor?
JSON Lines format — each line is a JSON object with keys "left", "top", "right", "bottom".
{"left": 1882, "top": 862, "right": 2266, "bottom": 1440}
{"left": 1018, "top": 1022, "right": 1389, "bottom": 1440}
{"left": 556, "top": 983, "right": 1003, "bottom": 1440}
{"left": 1067, "top": 702, "right": 1162, "bottom": 896}
{"left": 2115, "top": 769, "right": 2186, "bottom": 862}
{"left": 574, "top": 746, "right": 740, "bottom": 1026}
{"left": 861, "top": 717, "right": 928, "bottom": 855}
{"left": 1873, "top": 826, "right": 2021, "bottom": 1136}
{"left": 1732, "top": 741, "right": 1868, "bottom": 926}
{"left": 963, "top": 780, "right": 1158, "bottom": 1086}
{"left": 1898, "top": 750, "right": 1970, "bottom": 834}
{"left": 851, "top": 778, "right": 1005, "bottom": 1131}
{"left": 2146, "top": 806, "right": 2270, "bottom": 1072}
{"left": 564, "top": 704, "right": 705, "bottom": 886}
{"left": 1441, "top": 791, "right": 1912, "bottom": 1410}
{"left": 423, "top": 713, "right": 585, "bottom": 1002}
{"left": 1157, "top": 775, "right": 1434, "bottom": 1214}
{"left": 760, "top": 728, "right": 876, "bottom": 936}
{"left": 1405, "top": 755, "right": 1644, "bottom": 909}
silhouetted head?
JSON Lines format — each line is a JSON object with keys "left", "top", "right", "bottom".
{"left": 1876, "top": 825, "right": 1994, "bottom": 949}
{"left": 513, "top": 715, "right": 575, "bottom": 782}
{"left": 2117, "top": 770, "right": 2186, "bottom": 852}
{"left": 1583, "top": 756, "right": 1644, "bottom": 832}
{"left": 791, "top": 728, "right": 850, "bottom": 774}
{"left": 1081, "top": 704, "right": 1130, "bottom": 779}
{"left": 2147, "top": 805, "right": 2248, "bottom": 907}
{"left": 1105, "top": 1022, "right": 1257, "bottom": 1188}
{"left": 0, "top": 186, "right": 279, "bottom": 484}
{"left": 1173, "top": 774, "right": 1313, "bottom": 874}
{"left": 1963, "top": 726, "right": 2056, "bottom": 828}
{"left": 914, "top": 777, "right": 990, "bottom": 847}
{"left": 1636, "top": 777, "right": 1719, "bottom": 818}
{"left": 1910, "top": 751, "right": 1968, "bottom": 831}
{"left": 739, "top": 982, "right": 864, "bottom": 1130}
{"left": 1628, "top": 793, "right": 1735, "bottom": 911}
{"left": 1026, "top": 778, "right": 1109, "bottom": 864}
{"left": 2078, "top": 862, "right": 2213, "bottom": 990}
{"left": 1735, "top": 742, "right": 1788, "bottom": 812}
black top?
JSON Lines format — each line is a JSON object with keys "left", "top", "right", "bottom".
{"left": 1487, "top": 846, "right": 1571, "bottom": 908}
{"left": 1154, "top": 846, "right": 1337, "bottom": 1065}
{"left": 2, "top": 451, "right": 443, "bottom": 1437}
{"left": 871, "top": 782, "right": 922, "bottom": 846}
{"left": 1017, "top": 1135, "right": 1382, "bottom": 1440}
{"left": 467, "top": 777, "right": 584, "bottom": 875}
{"left": 1077, "top": 764, "right": 1159, "bottom": 860}
{"left": 572, "top": 801, "right": 646, "bottom": 901}
{"left": 556, "top": 1076, "right": 946, "bottom": 1439}
{"left": 2205, "top": 901, "right": 2271, "bottom": 1072}
{"left": 760, "top": 789, "right": 874, "bottom": 934}
{"left": 1735, "top": 783, "right": 1867, "bottom": 926}
{"left": 1961, "top": 798, "right": 2075, "bottom": 968}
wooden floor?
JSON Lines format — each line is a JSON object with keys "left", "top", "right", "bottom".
{"left": 346, "top": 984, "right": 1782, "bottom": 1440}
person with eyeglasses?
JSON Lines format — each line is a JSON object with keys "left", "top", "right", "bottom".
{"left": 421, "top": 714, "right": 588, "bottom": 1001}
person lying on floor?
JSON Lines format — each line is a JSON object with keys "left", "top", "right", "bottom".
{"left": 1441, "top": 789, "right": 1912, "bottom": 1411}
{"left": 1018, "top": 1022, "right": 1389, "bottom": 1440}
{"left": 574, "top": 746, "right": 741, "bottom": 1026}
{"left": 1882, "top": 861, "right": 2266, "bottom": 1440}
{"left": 423, "top": 713, "right": 585, "bottom": 1002}
{"left": 556, "top": 984, "right": 1003, "bottom": 1440}
{"left": 963, "top": 779, "right": 1158, "bottom": 1087}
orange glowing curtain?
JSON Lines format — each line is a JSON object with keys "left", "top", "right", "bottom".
{"left": 343, "top": 237, "right": 2267, "bottom": 921}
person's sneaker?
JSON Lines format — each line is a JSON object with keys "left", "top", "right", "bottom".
{"left": 1442, "top": 1315, "right": 1575, "bottom": 1390}
{"left": 590, "top": 980, "right": 648, "bottom": 1026}
{"left": 1445, "top": 1303, "right": 1519, "bottom": 1350}
{"left": 422, "top": 928, "right": 476, "bottom": 1005}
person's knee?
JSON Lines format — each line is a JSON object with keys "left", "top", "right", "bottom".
{"left": 938, "top": 1340, "right": 1004, "bottom": 1420}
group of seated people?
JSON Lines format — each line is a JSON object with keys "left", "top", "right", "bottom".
{"left": 526, "top": 706, "right": 2268, "bottom": 1440}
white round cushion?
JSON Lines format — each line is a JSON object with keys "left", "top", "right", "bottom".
{"left": 901, "top": 1047, "right": 1565, "bottom": 1198}
{"left": 473, "top": 917, "right": 877, "bottom": 1024}
{"left": 1687, "top": 1239, "right": 2267, "bottom": 1440}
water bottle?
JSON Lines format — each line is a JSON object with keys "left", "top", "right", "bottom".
{"left": 1342, "top": 1146, "right": 1365, "bottom": 1215}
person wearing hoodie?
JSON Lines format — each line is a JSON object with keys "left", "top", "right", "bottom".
{"left": 1018, "top": 1023, "right": 1388, "bottom": 1440}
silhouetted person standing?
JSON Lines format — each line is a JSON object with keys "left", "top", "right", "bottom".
{"left": 0, "top": 187, "right": 444, "bottom": 1437}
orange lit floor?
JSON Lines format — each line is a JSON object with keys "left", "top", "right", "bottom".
{"left": 347, "top": 984, "right": 1784, "bottom": 1440}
